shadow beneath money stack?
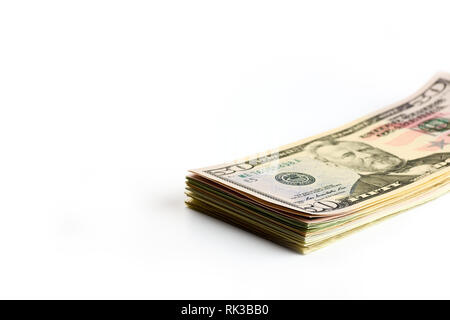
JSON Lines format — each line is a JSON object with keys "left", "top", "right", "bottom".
{"left": 155, "top": 186, "right": 302, "bottom": 254}
{"left": 184, "top": 200, "right": 300, "bottom": 255}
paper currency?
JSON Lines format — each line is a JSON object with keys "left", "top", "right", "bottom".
{"left": 185, "top": 73, "right": 450, "bottom": 253}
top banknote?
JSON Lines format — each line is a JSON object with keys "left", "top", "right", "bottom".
{"left": 191, "top": 74, "right": 450, "bottom": 216}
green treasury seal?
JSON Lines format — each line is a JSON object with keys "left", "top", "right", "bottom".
{"left": 418, "top": 118, "right": 449, "bottom": 133}
{"left": 275, "top": 172, "right": 316, "bottom": 186}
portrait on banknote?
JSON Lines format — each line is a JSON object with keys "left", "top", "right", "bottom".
{"left": 304, "top": 139, "right": 450, "bottom": 197}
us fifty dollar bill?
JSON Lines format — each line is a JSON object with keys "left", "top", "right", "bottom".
{"left": 190, "top": 74, "right": 450, "bottom": 216}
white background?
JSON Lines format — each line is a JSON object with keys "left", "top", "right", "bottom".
{"left": 0, "top": 1, "right": 449, "bottom": 299}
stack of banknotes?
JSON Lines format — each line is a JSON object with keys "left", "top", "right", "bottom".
{"left": 186, "top": 74, "right": 450, "bottom": 253}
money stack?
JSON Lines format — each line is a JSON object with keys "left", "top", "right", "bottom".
{"left": 185, "top": 74, "right": 450, "bottom": 253}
